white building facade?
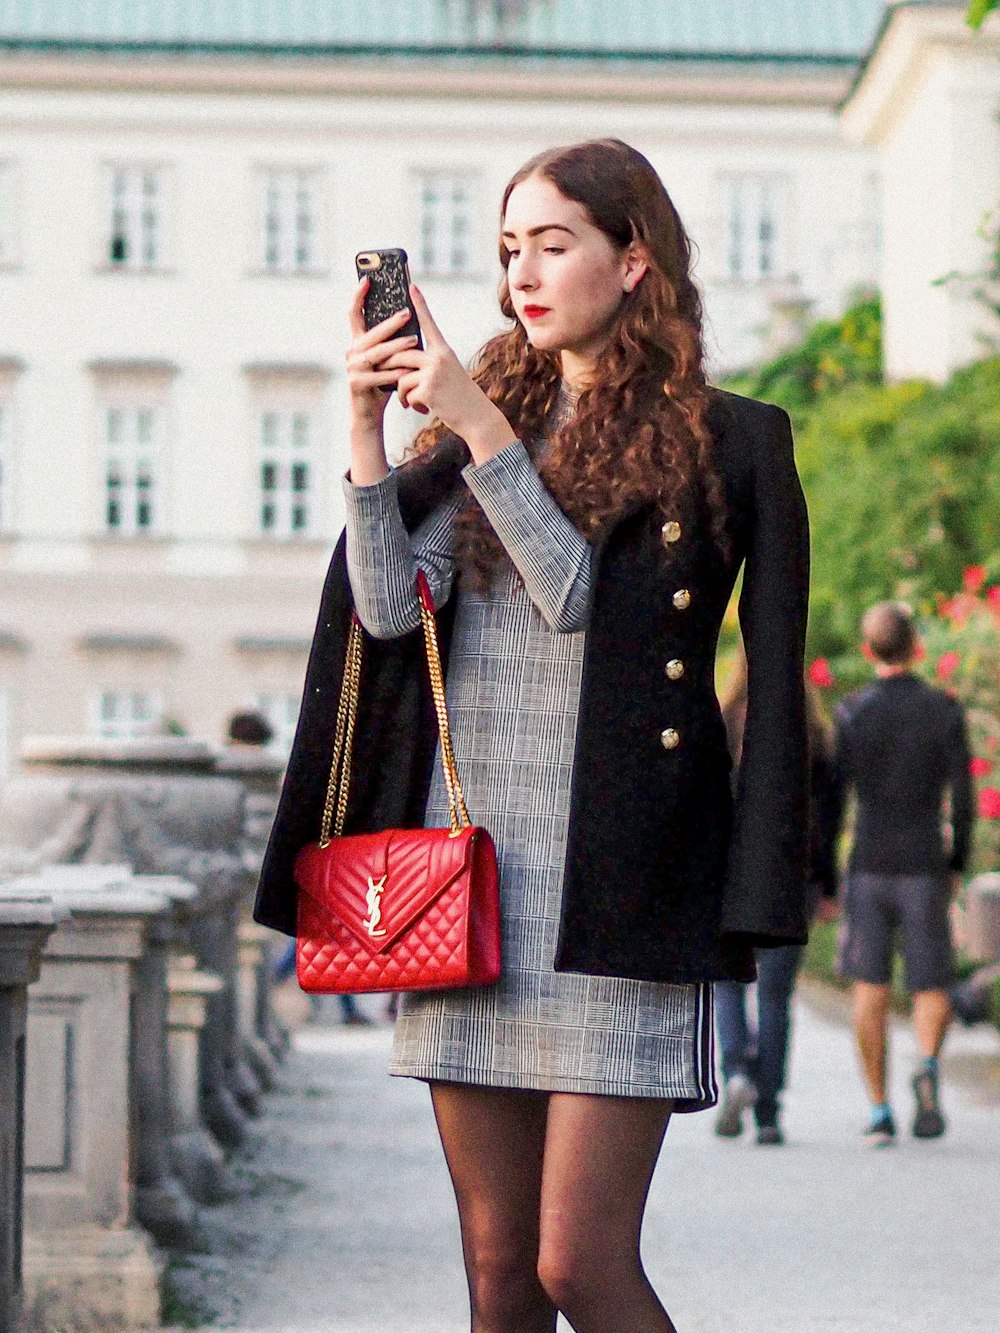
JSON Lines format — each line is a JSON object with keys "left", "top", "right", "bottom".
{"left": 841, "top": 1, "right": 1000, "bottom": 383}
{"left": 0, "top": 1, "right": 885, "bottom": 770}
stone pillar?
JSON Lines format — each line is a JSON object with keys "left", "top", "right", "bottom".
{"left": 237, "top": 922, "right": 281, "bottom": 1090}
{"left": 966, "top": 872, "right": 1000, "bottom": 963}
{"left": 7, "top": 736, "right": 261, "bottom": 1149}
{"left": 166, "top": 954, "right": 236, "bottom": 1204}
{"left": 0, "top": 896, "right": 66, "bottom": 1333}
{"left": 1, "top": 872, "right": 170, "bottom": 1332}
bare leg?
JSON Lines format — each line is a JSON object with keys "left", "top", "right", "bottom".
{"left": 430, "top": 1082, "right": 558, "bottom": 1333}
{"left": 912, "top": 988, "right": 951, "bottom": 1059}
{"left": 537, "top": 1093, "right": 677, "bottom": 1333}
{"left": 853, "top": 982, "right": 891, "bottom": 1104}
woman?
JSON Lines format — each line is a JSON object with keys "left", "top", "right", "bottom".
{"left": 714, "top": 654, "right": 839, "bottom": 1146}
{"left": 255, "top": 139, "right": 810, "bottom": 1333}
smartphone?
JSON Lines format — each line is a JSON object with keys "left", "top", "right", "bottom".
{"left": 355, "top": 248, "right": 423, "bottom": 348}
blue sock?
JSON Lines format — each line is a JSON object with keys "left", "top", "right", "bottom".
{"left": 920, "top": 1055, "right": 939, "bottom": 1077}
{"left": 870, "top": 1102, "right": 892, "bottom": 1125}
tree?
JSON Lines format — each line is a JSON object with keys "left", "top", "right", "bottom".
{"left": 967, "top": 0, "right": 999, "bottom": 29}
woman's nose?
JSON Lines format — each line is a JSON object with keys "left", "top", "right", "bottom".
{"left": 510, "top": 260, "right": 538, "bottom": 291}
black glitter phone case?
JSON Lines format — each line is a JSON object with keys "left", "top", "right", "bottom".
{"left": 355, "top": 248, "right": 423, "bottom": 347}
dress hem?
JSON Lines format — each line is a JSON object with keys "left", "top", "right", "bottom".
{"left": 387, "top": 1063, "right": 716, "bottom": 1112}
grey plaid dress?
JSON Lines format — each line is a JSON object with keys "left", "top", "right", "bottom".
{"left": 344, "top": 428, "right": 715, "bottom": 1109}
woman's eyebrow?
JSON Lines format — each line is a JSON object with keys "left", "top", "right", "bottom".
{"left": 500, "top": 223, "right": 577, "bottom": 241}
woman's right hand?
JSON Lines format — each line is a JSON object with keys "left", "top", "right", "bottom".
{"left": 346, "top": 280, "right": 422, "bottom": 431}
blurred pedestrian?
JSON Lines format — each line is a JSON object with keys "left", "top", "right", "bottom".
{"left": 714, "top": 654, "right": 839, "bottom": 1144}
{"left": 832, "top": 601, "right": 975, "bottom": 1144}
{"left": 226, "top": 709, "right": 274, "bottom": 748}
{"left": 256, "top": 139, "right": 811, "bottom": 1332}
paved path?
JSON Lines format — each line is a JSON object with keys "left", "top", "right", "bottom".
{"left": 173, "top": 991, "right": 999, "bottom": 1333}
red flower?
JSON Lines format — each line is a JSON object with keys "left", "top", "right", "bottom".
{"left": 970, "top": 756, "right": 993, "bottom": 779}
{"left": 808, "top": 658, "right": 834, "bottom": 688}
{"left": 936, "top": 650, "right": 960, "bottom": 681}
{"left": 979, "top": 787, "right": 1000, "bottom": 820}
{"left": 989, "top": 586, "right": 1000, "bottom": 613}
{"left": 962, "top": 565, "right": 987, "bottom": 593}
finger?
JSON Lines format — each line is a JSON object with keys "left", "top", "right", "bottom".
{"left": 358, "top": 336, "right": 422, "bottom": 370}
{"left": 378, "top": 347, "right": 427, "bottom": 373}
{"left": 408, "top": 285, "right": 444, "bottom": 347}
{"left": 356, "top": 307, "right": 414, "bottom": 352}
{"left": 348, "top": 278, "right": 369, "bottom": 338}
{"left": 349, "top": 369, "right": 405, "bottom": 393}
{"left": 396, "top": 370, "right": 422, "bottom": 412}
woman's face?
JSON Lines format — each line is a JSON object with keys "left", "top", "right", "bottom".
{"left": 501, "top": 174, "right": 645, "bottom": 374}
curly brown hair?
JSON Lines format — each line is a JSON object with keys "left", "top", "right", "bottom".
{"left": 408, "top": 138, "right": 727, "bottom": 589}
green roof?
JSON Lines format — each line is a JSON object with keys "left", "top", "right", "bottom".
{"left": 0, "top": 1, "right": 888, "bottom": 64}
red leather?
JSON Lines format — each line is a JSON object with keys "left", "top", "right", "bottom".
{"left": 294, "top": 824, "right": 501, "bottom": 994}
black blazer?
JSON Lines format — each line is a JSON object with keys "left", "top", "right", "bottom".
{"left": 254, "top": 390, "right": 811, "bottom": 984}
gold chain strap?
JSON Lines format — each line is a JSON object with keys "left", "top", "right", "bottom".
{"left": 318, "top": 578, "right": 470, "bottom": 846}
{"left": 318, "top": 616, "right": 364, "bottom": 846}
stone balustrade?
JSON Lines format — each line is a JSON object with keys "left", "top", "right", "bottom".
{"left": 0, "top": 895, "right": 66, "bottom": 1333}
{"left": 0, "top": 869, "right": 173, "bottom": 1331}
{"left": 0, "top": 736, "right": 291, "bottom": 1329}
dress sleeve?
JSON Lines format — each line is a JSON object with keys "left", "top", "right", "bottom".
{"left": 344, "top": 469, "right": 462, "bottom": 639}
{"left": 723, "top": 405, "right": 812, "bottom": 943}
{"left": 462, "top": 439, "right": 592, "bottom": 632}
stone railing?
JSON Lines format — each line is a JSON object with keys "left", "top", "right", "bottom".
{"left": 0, "top": 738, "right": 290, "bottom": 1331}
{"left": 0, "top": 895, "right": 66, "bottom": 1333}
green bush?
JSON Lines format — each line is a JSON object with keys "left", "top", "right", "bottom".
{"left": 723, "top": 300, "right": 1000, "bottom": 660}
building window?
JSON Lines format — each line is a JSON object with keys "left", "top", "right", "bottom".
{"left": 92, "top": 689, "right": 163, "bottom": 739}
{"left": 261, "top": 169, "right": 319, "bottom": 272}
{"left": 104, "top": 406, "right": 160, "bottom": 535}
{"left": 0, "top": 163, "right": 14, "bottom": 266}
{"left": 0, "top": 691, "right": 9, "bottom": 778}
{"left": 107, "top": 166, "right": 163, "bottom": 269}
{"left": 255, "top": 691, "right": 301, "bottom": 755}
{"left": 417, "top": 172, "right": 476, "bottom": 277}
{"left": 257, "top": 409, "right": 313, "bottom": 538}
{"left": 0, "top": 400, "right": 10, "bottom": 532}
{"left": 725, "top": 176, "right": 788, "bottom": 282}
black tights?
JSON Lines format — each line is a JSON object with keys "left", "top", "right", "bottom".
{"left": 430, "top": 1083, "right": 678, "bottom": 1333}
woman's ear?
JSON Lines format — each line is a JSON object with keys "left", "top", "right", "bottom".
{"left": 622, "top": 244, "right": 650, "bottom": 294}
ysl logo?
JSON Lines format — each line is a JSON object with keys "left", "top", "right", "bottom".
{"left": 364, "top": 874, "right": 387, "bottom": 937}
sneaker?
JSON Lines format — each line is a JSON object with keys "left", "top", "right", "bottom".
{"left": 756, "top": 1123, "right": 784, "bottom": 1146}
{"left": 714, "top": 1074, "right": 755, "bottom": 1138}
{"left": 863, "top": 1110, "right": 896, "bottom": 1147}
{"left": 911, "top": 1068, "right": 946, "bottom": 1139}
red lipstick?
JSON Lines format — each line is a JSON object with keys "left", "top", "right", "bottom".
{"left": 522, "top": 305, "right": 550, "bottom": 319}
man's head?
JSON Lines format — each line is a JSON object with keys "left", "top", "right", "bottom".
{"left": 226, "top": 710, "right": 274, "bottom": 747}
{"left": 861, "top": 601, "right": 917, "bottom": 667}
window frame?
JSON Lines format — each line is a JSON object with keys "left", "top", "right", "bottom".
{"left": 255, "top": 405, "right": 316, "bottom": 541}
{"left": 0, "top": 160, "right": 19, "bottom": 268}
{"left": 256, "top": 165, "right": 325, "bottom": 275}
{"left": 413, "top": 169, "right": 479, "bottom": 280}
{"left": 89, "top": 687, "right": 165, "bottom": 740}
{"left": 101, "top": 162, "right": 169, "bottom": 273}
{"left": 721, "top": 173, "right": 791, "bottom": 284}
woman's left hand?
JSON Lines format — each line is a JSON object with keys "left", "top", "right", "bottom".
{"left": 396, "top": 286, "right": 517, "bottom": 462}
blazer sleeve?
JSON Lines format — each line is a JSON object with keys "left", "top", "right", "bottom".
{"left": 722, "top": 404, "right": 811, "bottom": 945}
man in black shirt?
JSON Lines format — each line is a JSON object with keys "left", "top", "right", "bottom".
{"left": 832, "top": 602, "right": 974, "bottom": 1145}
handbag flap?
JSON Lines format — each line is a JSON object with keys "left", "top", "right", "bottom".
{"left": 294, "top": 826, "right": 478, "bottom": 956}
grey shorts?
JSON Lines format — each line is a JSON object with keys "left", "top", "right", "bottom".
{"left": 839, "top": 872, "right": 954, "bottom": 993}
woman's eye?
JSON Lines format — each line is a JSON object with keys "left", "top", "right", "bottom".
{"left": 544, "top": 246, "right": 565, "bottom": 255}
{"left": 506, "top": 249, "right": 520, "bottom": 259}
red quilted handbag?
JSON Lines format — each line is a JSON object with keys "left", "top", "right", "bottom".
{"left": 294, "top": 570, "right": 501, "bottom": 994}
